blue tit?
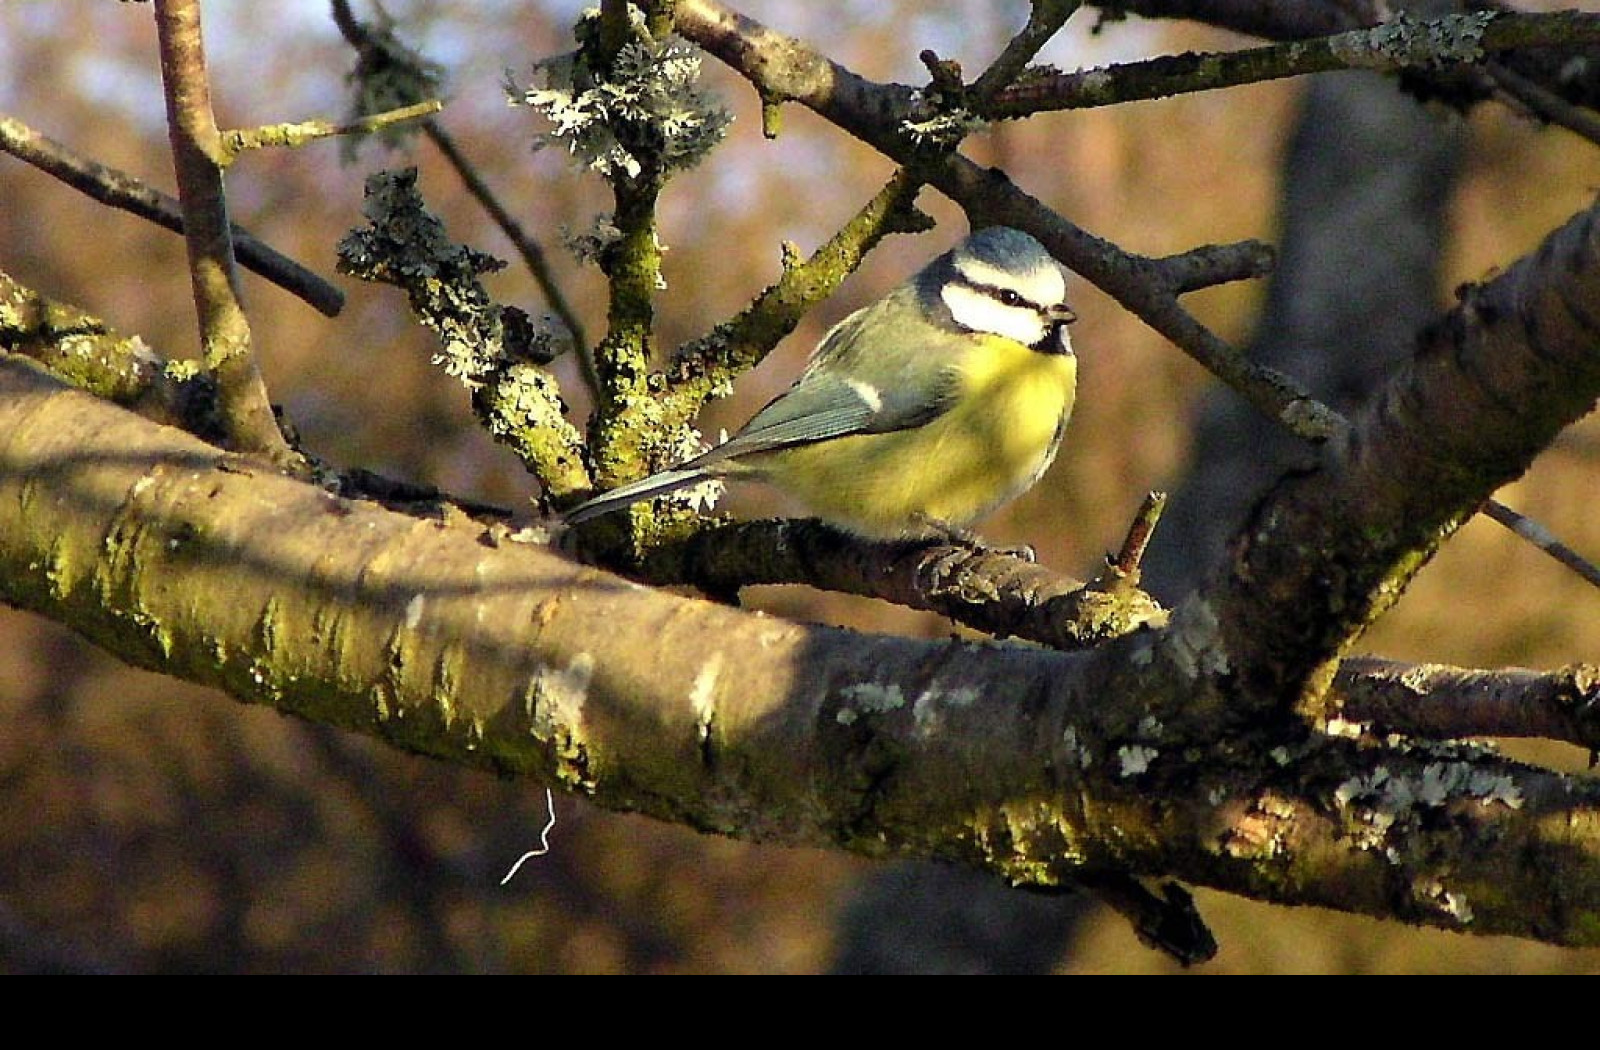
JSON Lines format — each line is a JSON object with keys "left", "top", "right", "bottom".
{"left": 565, "top": 226, "right": 1078, "bottom": 540}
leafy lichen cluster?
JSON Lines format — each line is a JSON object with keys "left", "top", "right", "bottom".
{"left": 336, "top": 168, "right": 590, "bottom": 498}
{"left": 509, "top": 15, "right": 731, "bottom": 182}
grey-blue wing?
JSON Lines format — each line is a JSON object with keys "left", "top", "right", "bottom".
{"left": 688, "top": 287, "right": 967, "bottom": 468}
{"left": 689, "top": 366, "right": 956, "bottom": 469}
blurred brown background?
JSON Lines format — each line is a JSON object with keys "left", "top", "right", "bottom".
{"left": 3, "top": 0, "right": 1600, "bottom": 972}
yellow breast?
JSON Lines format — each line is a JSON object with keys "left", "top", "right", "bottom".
{"left": 757, "top": 336, "right": 1077, "bottom": 538}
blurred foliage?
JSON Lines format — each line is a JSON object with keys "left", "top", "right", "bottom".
{"left": 3, "top": 0, "right": 1600, "bottom": 972}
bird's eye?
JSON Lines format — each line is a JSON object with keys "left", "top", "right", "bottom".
{"left": 996, "top": 289, "right": 1027, "bottom": 308}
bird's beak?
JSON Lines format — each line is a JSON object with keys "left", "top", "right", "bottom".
{"left": 1048, "top": 302, "right": 1078, "bottom": 325}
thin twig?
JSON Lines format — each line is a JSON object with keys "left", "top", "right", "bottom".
{"left": 968, "top": 0, "right": 1082, "bottom": 105}
{"left": 986, "top": 10, "right": 1600, "bottom": 118}
{"left": 1487, "top": 60, "right": 1600, "bottom": 148}
{"left": 1480, "top": 499, "right": 1600, "bottom": 590}
{"left": 154, "top": 0, "right": 297, "bottom": 465}
{"left": 0, "top": 114, "right": 344, "bottom": 317}
{"left": 1112, "top": 491, "right": 1167, "bottom": 577}
{"left": 220, "top": 99, "right": 443, "bottom": 156}
{"left": 423, "top": 121, "right": 595, "bottom": 393}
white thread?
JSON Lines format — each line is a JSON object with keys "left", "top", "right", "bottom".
{"left": 499, "top": 787, "right": 557, "bottom": 885}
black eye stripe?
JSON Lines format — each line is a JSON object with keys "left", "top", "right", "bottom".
{"left": 957, "top": 276, "right": 1046, "bottom": 314}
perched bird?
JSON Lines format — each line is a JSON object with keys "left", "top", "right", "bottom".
{"left": 565, "top": 226, "right": 1078, "bottom": 540}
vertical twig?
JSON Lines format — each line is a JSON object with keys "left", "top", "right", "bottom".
{"left": 153, "top": 0, "right": 297, "bottom": 465}
{"left": 1112, "top": 491, "right": 1167, "bottom": 578}
{"left": 422, "top": 122, "right": 596, "bottom": 390}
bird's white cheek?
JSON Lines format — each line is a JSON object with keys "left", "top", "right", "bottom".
{"left": 941, "top": 283, "right": 1046, "bottom": 345}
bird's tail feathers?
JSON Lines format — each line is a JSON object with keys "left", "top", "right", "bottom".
{"left": 562, "top": 467, "right": 713, "bottom": 527}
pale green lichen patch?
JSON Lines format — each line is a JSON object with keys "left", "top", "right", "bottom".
{"left": 1332, "top": 11, "right": 1495, "bottom": 71}
{"left": 690, "top": 651, "right": 722, "bottom": 743}
{"left": 835, "top": 682, "right": 906, "bottom": 725}
{"left": 1117, "top": 743, "right": 1158, "bottom": 777}
{"left": 510, "top": 22, "right": 731, "bottom": 181}
{"left": 163, "top": 358, "right": 203, "bottom": 382}
{"left": 1061, "top": 726, "right": 1093, "bottom": 770}
{"left": 525, "top": 652, "right": 594, "bottom": 738}
{"left": 1334, "top": 760, "right": 1525, "bottom": 861}
{"left": 910, "top": 681, "right": 978, "bottom": 734}
{"left": 1167, "top": 595, "right": 1230, "bottom": 679}
{"left": 900, "top": 106, "right": 987, "bottom": 148}
{"left": 514, "top": 655, "right": 596, "bottom": 788}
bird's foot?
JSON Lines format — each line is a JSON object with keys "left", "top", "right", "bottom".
{"left": 912, "top": 514, "right": 1036, "bottom": 563}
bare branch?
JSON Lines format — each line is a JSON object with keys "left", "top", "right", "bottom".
{"left": 422, "top": 122, "right": 594, "bottom": 389}
{"left": 674, "top": 0, "right": 1600, "bottom": 598}
{"left": 1099, "top": 2, "right": 1600, "bottom": 116}
{"left": 1487, "top": 59, "right": 1600, "bottom": 149}
{"left": 637, "top": 516, "right": 1166, "bottom": 649}
{"left": 969, "top": 0, "right": 1083, "bottom": 105}
{"left": 1172, "top": 198, "right": 1600, "bottom": 730}
{"left": 989, "top": 11, "right": 1600, "bottom": 117}
{"left": 219, "top": 99, "right": 442, "bottom": 155}
{"left": 674, "top": 0, "right": 1341, "bottom": 444}
{"left": 1480, "top": 498, "right": 1600, "bottom": 591}
{"left": 0, "top": 115, "right": 344, "bottom": 317}
{"left": 1110, "top": 491, "right": 1166, "bottom": 578}
{"left": 153, "top": 0, "right": 297, "bottom": 465}
{"left": 1336, "top": 658, "right": 1600, "bottom": 750}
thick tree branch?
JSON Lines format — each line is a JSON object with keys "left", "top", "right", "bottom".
{"left": 3, "top": 352, "right": 1600, "bottom": 945}
{"left": 1160, "top": 197, "right": 1600, "bottom": 734}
